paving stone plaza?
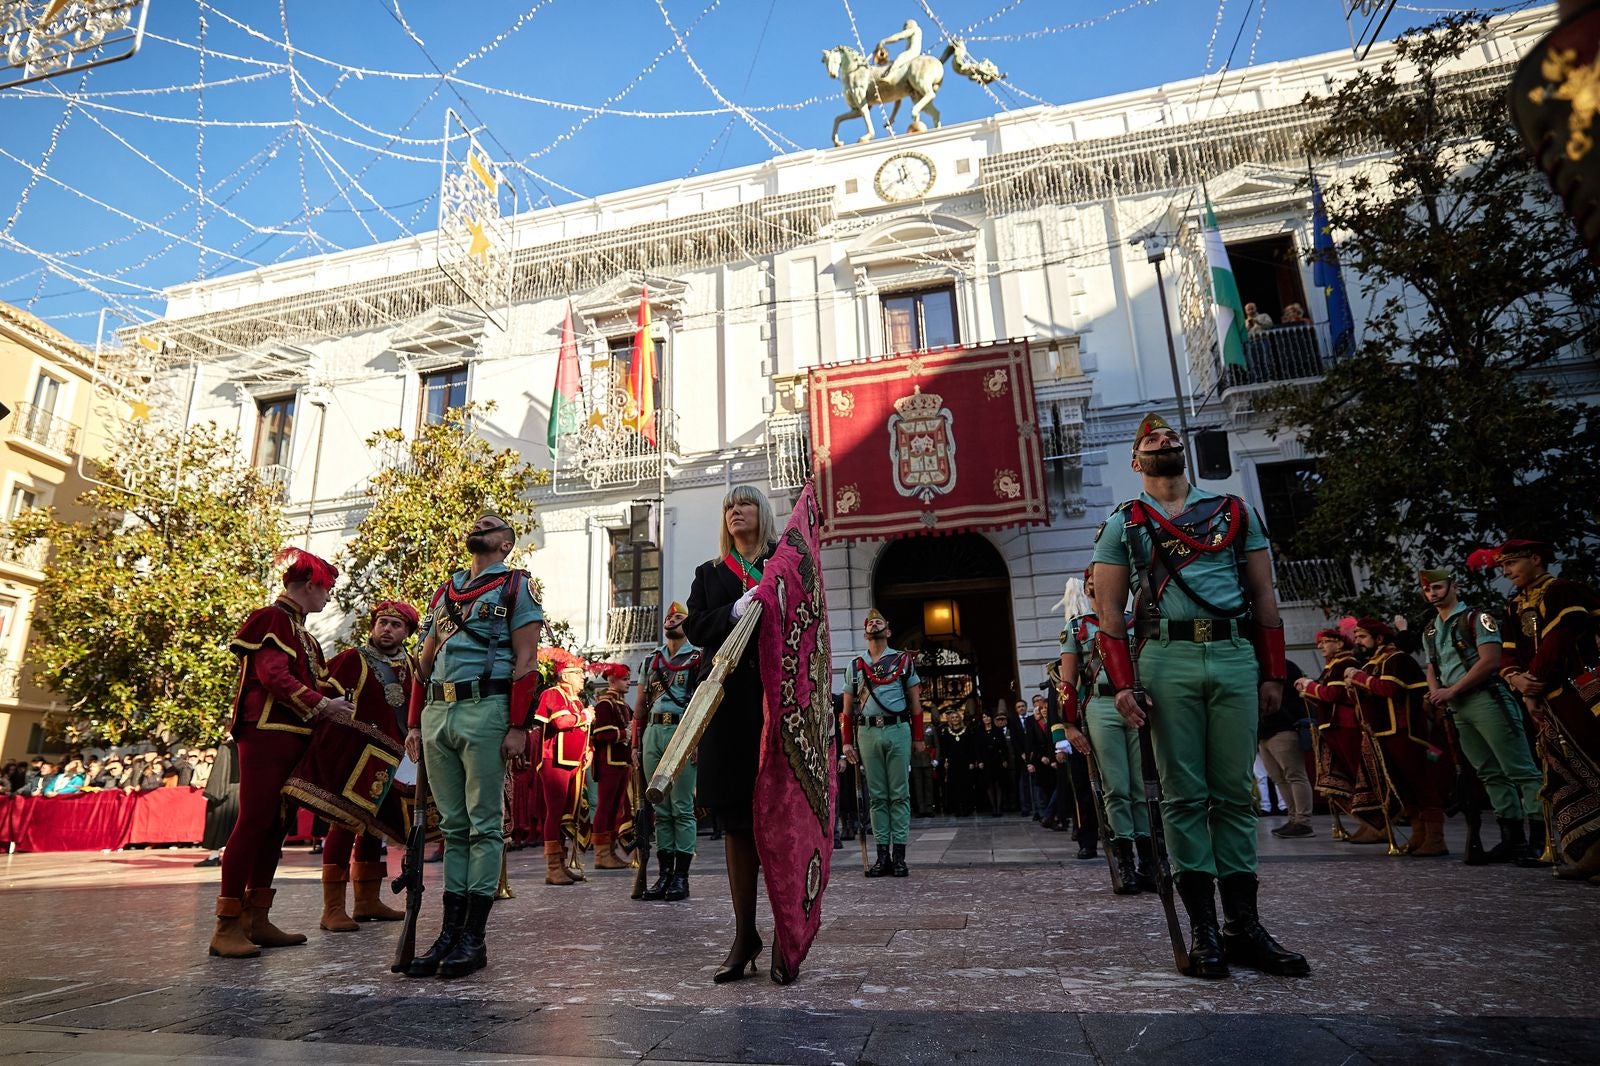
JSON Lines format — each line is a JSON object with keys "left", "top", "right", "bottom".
{"left": 2, "top": 815, "right": 1596, "bottom": 1064}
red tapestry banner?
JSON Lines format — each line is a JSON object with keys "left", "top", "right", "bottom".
{"left": 808, "top": 341, "right": 1048, "bottom": 542}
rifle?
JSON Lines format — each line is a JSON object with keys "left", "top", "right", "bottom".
{"left": 855, "top": 756, "right": 871, "bottom": 874}
{"left": 1133, "top": 689, "right": 1189, "bottom": 976}
{"left": 1082, "top": 743, "right": 1124, "bottom": 892}
{"left": 389, "top": 751, "right": 431, "bottom": 974}
{"left": 629, "top": 759, "right": 656, "bottom": 899}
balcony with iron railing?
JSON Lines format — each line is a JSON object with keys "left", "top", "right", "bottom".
{"left": 0, "top": 525, "right": 48, "bottom": 575}
{"left": 256, "top": 463, "right": 292, "bottom": 502}
{"left": 1211, "top": 322, "right": 1344, "bottom": 425}
{"left": 605, "top": 603, "right": 660, "bottom": 648}
{"left": 553, "top": 411, "right": 681, "bottom": 495}
{"left": 0, "top": 661, "right": 19, "bottom": 702}
{"left": 8, "top": 402, "right": 81, "bottom": 459}
{"left": 1275, "top": 557, "right": 1356, "bottom": 606}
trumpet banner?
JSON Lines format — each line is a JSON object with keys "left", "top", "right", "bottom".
{"left": 751, "top": 482, "right": 836, "bottom": 983}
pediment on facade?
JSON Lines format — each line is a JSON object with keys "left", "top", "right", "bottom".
{"left": 1204, "top": 165, "right": 1311, "bottom": 214}
{"left": 228, "top": 343, "right": 315, "bottom": 389}
{"left": 574, "top": 271, "right": 689, "bottom": 333}
{"left": 386, "top": 307, "right": 487, "bottom": 366}
{"left": 847, "top": 214, "right": 980, "bottom": 273}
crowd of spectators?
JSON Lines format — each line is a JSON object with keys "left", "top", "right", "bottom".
{"left": 1, "top": 747, "right": 218, "bottom": 797}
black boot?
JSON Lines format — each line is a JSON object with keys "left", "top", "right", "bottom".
{"left": 1483, "top": 817, "right": 1526, "bottom": 864}
{"left": 1217, "top": 873, "right": 1310, "bottom": 977}
{"left": 1173, "top": 872, "right": 1228, "bottom": 979}
{"left": 437, "top": 893, "right": 492, "bottom": 978}
{"left": 841, "top": 816, "right": 857, "bottom": 842}
{"left": 1076, "top": 830, "right": 1097, "bottom": 861}
{"left": 403, "top": 891, "right": 466, "bottom": 978}
{"left": 1516, "top": 819, "right": 1551, "bottom": 866}
{"left": 664, "top": 851, "right": 691, "bottom": 901}
{"left": 1112, "top": 839, "right": 1140, "bottom": 895}
{"left": 1133, "top": 836, "right": 1158, "bottom": 892}
{"left": 641, "top": 852, "right": 674, "bottom": 900}
{"left": 890, "top": 843, "right": 909, "bottom": 877}
{"left": 865, "top": 845, "right": 890, "bottom": 878}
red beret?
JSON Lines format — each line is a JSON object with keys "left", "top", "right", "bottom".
{"left": 370, "top": 600, "right": 419, "bottom": 634}
{"left": 589, "top": 661, "right": 630, "bottom": 681}
{"left": 1496, "top": 538, "right": 1555, "bottom": 563}
{"left": 1314, "top": 628, "right": 1350, "bottom": 645}
{"left": 276, "top": 547, "right": 338, "bottom": 590}
{"left": 1353, "top": 616, "right": 1392, "bottom": 640}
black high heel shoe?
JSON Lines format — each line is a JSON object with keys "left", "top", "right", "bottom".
{"left": 713, "top": 936, "right": 763, "bottom": 983}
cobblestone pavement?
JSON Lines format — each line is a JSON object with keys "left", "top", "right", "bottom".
{"left": 2, "top": 814, "right": 1597, "bottom": 1064}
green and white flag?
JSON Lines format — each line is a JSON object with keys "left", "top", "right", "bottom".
{"left": 1202, "top": 199, "right": 1249, "bottom": 369}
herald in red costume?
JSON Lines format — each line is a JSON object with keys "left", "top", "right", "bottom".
{"left": 209, "top": 548, "right": 344, "bottom": 959}
{"left": 534, "top": 647, "right": 592, "bottom": 885}
{"left": 1298, "top": 624, "right": 1388, "bottom": 843}
{"left": 587, "top": 662, "right": 634, "bottom": 869}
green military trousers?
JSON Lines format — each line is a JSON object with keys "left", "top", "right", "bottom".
{"left": 1451, "top": 689, "right": 1542, "bottom": 820}
{"left": 1085, "top": 699, "right": 1151, "bottom": 842}
{"left": 421, "top": 693, "right": 509, "bottom": 897}
{"left": 642, "top": 720, "right": 697, "bottom": 855}
{"left": 1139, "top": 630, "right": 1259, "bottom": 877}
{"left": 859, "top": 720, "right": 912, "bottom": 845}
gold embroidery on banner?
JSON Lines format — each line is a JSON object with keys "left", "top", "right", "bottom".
{"left": 993, "top": 469, "right": 1022, "bottom": 499}
{"left": 835, "top": 483, "right": 862, "bottom": 515}
{"left": 981, "top": 367, "right": 1009, "bottom": 398}
{"left": 830, "top": 390, "right": 855, "bottom": 418}
{"left": 1527, "top": 46, "right": 1600, "bottom": 161}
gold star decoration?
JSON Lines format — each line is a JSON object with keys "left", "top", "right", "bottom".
{"left": 466, "top": 218, "right": 491, "bottom": 265}
{"left": 128, "top": 400, "right": 151, "bottom": 421}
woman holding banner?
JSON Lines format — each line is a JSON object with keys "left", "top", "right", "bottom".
{"left": 683, "top": 485, "right": 778, "bottom": 983}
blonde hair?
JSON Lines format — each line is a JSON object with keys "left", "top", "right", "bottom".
{"left": 717, "top": 484, "right": 777, "bottom": 559}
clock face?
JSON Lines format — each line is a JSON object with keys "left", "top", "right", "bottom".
{"left": 874, "top": 152, "right": 936, "bottom": 202}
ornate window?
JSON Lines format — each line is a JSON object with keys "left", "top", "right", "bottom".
{"left": 419, "top": 365, "right": 469, "bottom": 427}
{"left": 881, "top": 285, "right": 958, "bottom": 352}
{"left": 252, "top": 395, "right": 295, "bottom": 468}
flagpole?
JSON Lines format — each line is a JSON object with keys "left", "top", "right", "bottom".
{"left": 1138, "top": 233, "right": 1198, "bottom": 482}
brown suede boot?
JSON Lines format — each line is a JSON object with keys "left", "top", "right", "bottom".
{"left": 319, "top": 866, "right": 359, "bottom": 932}
{"left": 593, "top": 831, "right": 628, "bottom": 870}
{"left": 209, "top": 896, "right": 260, "bottom": 958}
{"left": 545, "top": 840, "right": 575, "bottom": 885}
{"left": 1409, "top": 811, "right": 1449, "bottom": 857}
{"left": 351, "top": 861, "right": 405, "bottom": 921}
{"left": 1345, "top": 819, "right": 1387, "bottom": 845}
{"left": 245, "top": 887, "right": 307, "bottom": 948}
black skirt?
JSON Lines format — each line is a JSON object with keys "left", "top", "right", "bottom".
{"left": 682, "top": 550, "right": 773, "bottom": 827}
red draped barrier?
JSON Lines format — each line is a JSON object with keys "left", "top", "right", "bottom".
{"left": 0, "top": 788, "right": 208, "bottom": 853}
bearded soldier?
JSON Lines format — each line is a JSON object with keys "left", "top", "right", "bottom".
{"left": 1092, "top": 413, "right": 1307, "bottom": 979}
{"left": 1296, "top": 625, "right": 1387, "bottom": 844}
{"left": 1420, "top": 566, "right": 1543, "bottom": 862}
{"left": 842, "top": 608, "right": 925, "bottom": 878}
{"left": 633, "top": 601, "right": 700, "bottom": 901}
{"left": 403, "top": 515, "right": 543, "bottom": 979}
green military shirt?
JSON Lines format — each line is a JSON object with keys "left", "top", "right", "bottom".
{"left": 419, "top": 563, "right": 544, "bottom": 683}
{"left": 1424, "top": 602, "right": 1514, "bottom": 719}
{"left": 846, "top": 650, "right": 921, "bottom": 715}
{"left": 644, "top": 642, "right": 700, "bottom": 715}
{"left": 1091, "top": 486, "right": 1269, "bottom": 621}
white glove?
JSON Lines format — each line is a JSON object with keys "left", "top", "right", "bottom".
{"left": 730, "top": 588, "right": 756, "bottom": 619}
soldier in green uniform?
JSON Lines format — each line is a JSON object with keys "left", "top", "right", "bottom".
{"left": 1092, "top": 414, "right": 1308, "bottom": 979}
{"left": 632, "top": 601, "right": 700, "bottom": 902}
{"left": 1420, "top": 566, "right": 1543, "bottom": 862}
{"left": 842, "top": 608, "right": 925, "bottom": 878}
{"left": 404, "top": 514, "right": 544, "bottom": 979}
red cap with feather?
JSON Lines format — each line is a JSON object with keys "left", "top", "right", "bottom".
{"left": 276, "top": 547, "right": 338, "bottom": 590}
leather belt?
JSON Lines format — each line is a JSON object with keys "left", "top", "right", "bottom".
{"left": 651, "top": 712, "right": 681, "bottom": 726}
{"left": 430, "top": 678, "right": 513, "bottom": 703}
{"left": 860, "top": 714, "right": 908, "bottom": 729}
{"left": 1134, "top": 618, "right": 1256, "bottom": 643}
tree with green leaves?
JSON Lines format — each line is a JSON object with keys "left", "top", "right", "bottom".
{"left": 1263, "top": 13, "right": 1600, "bottom": 614}
{"left": 336, "top": 402, "right": 553, "bottom": 627}
{"left": 7, "top": 421, "right": 285, "bottom": 748}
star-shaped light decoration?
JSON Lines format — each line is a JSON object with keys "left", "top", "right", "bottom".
{"left": 466, "top": 218, "right": 491, "bottom": 265}
{"left": 128, "top": 399, "right": 151, "bottom": 421}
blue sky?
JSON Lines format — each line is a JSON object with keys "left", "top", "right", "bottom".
{"left": 0, "top": 0, "right": 1502, "bottom": 342}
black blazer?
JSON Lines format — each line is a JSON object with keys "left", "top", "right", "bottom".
{"left": 682, "top": 545, "right": 775, "bottom": 817}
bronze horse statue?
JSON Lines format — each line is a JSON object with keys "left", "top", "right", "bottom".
{"left": 822, "top": 39, "right": 1003, "bottom": 147}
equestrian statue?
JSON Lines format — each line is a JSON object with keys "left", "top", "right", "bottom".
{"left": 822, "top": 18, "right": 1004, "bottom": 147}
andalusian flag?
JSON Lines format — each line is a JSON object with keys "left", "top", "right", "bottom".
{"left": 628, "top": 285, "right": 657, "bottom": 445}
{"left": 547, "top": 302, "right": 582, "bottom": 452}
{"left": 1202, "top": 198, "right": 1249, "bottom": 370}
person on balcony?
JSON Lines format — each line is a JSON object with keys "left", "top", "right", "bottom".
{"left": 1243, "top": 301, "right": 1274, "bottom": 335}
{"left": 1280, "top": 303, "right": 1309, "bottom": 325}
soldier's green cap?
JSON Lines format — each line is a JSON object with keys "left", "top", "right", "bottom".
{"left": 1418, "top": 567, "right": 1451, "bottom": 585}
{"left": 1133, "top": 411, "right": 1173, "bottom": 451}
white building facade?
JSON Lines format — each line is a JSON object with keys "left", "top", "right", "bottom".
{"left": 133, "top": 11, "right": 1558, "bottom": 702}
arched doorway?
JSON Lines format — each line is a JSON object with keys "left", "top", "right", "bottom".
{"left": 870, "top": 533, "right": 1017, "bottom": 718}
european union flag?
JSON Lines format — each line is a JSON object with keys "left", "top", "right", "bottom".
{"left": 1311, "top": 176, "right": 1356, "bottom": 358}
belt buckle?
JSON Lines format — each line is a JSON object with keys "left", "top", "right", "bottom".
{"left": 441, "top": 681, "right": 458, "bottom": 702}
{"left": 1193, "top": 619, "right": 1213, "bottom": 643}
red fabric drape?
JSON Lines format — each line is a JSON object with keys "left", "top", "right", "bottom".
{"left": 0, "top": 788, "right": 209, "bottom": 852}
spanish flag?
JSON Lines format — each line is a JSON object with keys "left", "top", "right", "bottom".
{"left": 628, "top": 285, "right": 657, "bottom": 445}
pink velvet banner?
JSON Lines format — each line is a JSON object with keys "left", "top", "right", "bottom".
{"left": 751, "top": 482, "right": 836, "bottom": 984}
